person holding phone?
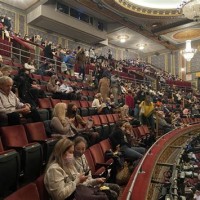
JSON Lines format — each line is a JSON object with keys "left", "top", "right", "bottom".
{"left": 44, "top": 138, "right": 89, "bottom": 200}
{"left": 74, "top": 136, "right": 120, "bottom": 200}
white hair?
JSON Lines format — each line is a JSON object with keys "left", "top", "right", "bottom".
{"left": 0, "top": 76, "right": 13, "bottom": 85}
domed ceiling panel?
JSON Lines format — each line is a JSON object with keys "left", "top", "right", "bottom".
{"left": 114, "top": 0, "right": 182, "bottom": 17}
{"left": 173, "top": 29, "right": 200, "bottom": 40}
{"left": 128, "top": 0, "right": 183, "bottom": 9}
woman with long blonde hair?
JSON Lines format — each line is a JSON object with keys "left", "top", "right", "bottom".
{"left": 44, "top": 138, "right": 88, "bottom": 200}
{"left": 50, "top": 102, "right": 76, "bottom": 139}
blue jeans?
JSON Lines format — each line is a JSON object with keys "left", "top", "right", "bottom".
{"left": 120, "top": 145, "right": 145, "bottom": 161}
{"left": 79, "top": 64, "right": 85, "bottom": 81}
{"left": 141, "top": 114, "right": 155, "bottom": 132}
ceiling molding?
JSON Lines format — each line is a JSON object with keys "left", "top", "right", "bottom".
{"left": 76, "top": 0, "right": 177, "bottom": 50}
{"left": 114, "top": 0, "right": 180, "bottom": 17}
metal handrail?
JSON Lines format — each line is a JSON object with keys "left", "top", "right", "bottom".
{"left": 0, "top": 39, "right": 195, "bottom": 91}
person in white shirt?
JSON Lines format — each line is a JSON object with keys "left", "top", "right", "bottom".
{"left": 59, "top": 79, "right": 79, "bottom": 100}
{"left": 92, "top": 93, "right": 106, "bottom": 114}
{"left": 0, "top": 76, "right": 41, "bottom": 126}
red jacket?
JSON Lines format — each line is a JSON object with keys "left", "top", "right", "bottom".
{"left": 125, "top": 94, "right": 134, "bottom": 109}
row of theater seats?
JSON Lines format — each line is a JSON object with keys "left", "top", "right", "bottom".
{"left": 38, "top": 98, "right": 96, "bottom": 117}
{"left": 0, "top": 122, "right": 58, "bottom": 198}
{"left": 0, "top": 116, "right": 152, "bottom": 199}
{"left": 1, "top": 138, "right": 115, "bottom": 200}
{"left": 181, "top": 117, "right": 200, "bottom": 124}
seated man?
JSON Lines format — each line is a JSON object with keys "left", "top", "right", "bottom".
{"left": 59, "top": 79, "right": 80, "bottom": 100}
{"left": 0, "top": 76, "right": 41, "bottom": 126}
{"left": 157, "top": 110, "right": 172, "bottom": 134}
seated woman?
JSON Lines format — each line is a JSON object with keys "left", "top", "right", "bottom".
{"left": 66, "top": 103, "right": 99, "bottom": 146}
{"left": 120, "top": 105, "right": 133, "bottom": 121}
{"left": 50, "top": 102, "right": 78, "bottom": 139}
{"left": 47, "top": 75, "right": 61, "bottom": 98}
{"left": 109, "top": 120, "right": 145, "bottom": 163}
{"left": 24, "top": 59, "right": 36, "bottom": 73}
{"left": 92, "top": 93, "right": 109, "bottom": 114}
{"left": 74, "top": 136, "right": 120, "bottom": 200}
{"left": 44, "top": 138, "right": 89, "bottom": 200}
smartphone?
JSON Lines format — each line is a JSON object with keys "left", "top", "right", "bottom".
{"left": 85, "top": 170, "right": 91, "bottom": 176}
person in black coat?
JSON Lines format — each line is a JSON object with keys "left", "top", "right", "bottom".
{"left": 109, "top": 120, "right": 145, "bottom": 162}
{"left": 14, "top": 69, "right": 46, "bottom": 107}
{"left": 44, "top": 42, "right": 54, "bottom": 61}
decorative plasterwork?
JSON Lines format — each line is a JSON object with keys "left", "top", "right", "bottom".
{"left": 172, "top": 28, "right": 200, "bottom": 41}
{"left": 115, "top": 0, "right": 181, "bottom": 17}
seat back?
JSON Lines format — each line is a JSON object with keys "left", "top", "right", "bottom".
{"left": 25, "top": 122, "right": 47, "bottom": 141}
{"left": 137, "top": 126, "right": 146, "bottom": 137}
{"left": 112, "top": 114, "right": 119, "bottom": 122}
{"left": 89, "top": 144, "right": 104, "bottom": 164}
{"left": 0, "top": 149, "right": 20, "bottom": 197}
{"left": 99, "top": 139, "right": 112, "bottom": 154}
{"left": 142, "top": 125, "right": 150, "bottom": 134}
{"left": 32, "top": 74, "right": 42, "bottom": 82}
{"left": 99, "top": 115, "right": 108, "bottom": 125}
{"left": 4, "top": 183, "right": 40, "bottom": 200}
{"left": 106, "top": 114, "right": 115, "bottom": 123}
{"left": 92, "top": 115, "right": 101, "bottom": 126}
{"left": 50, "top": 98, "right": 61, "bottom": 107}
{"left": 38, "top": 98, "right": 52, "bottom": 109}
{"left": 84, "top": 149, "right": 96, "bottom": 174}
{"left": 0, "top": 125, "right": 28, "bottom": 148}
{"left": 35, "top": 175, "right": 49, "bottom": 200}
{"left": 80, "top": 101, "right": 89, "bottom": 108}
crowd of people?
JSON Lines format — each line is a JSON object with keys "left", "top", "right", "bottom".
{"left": 0, "top": 15, "right": 200, "bottom": 199}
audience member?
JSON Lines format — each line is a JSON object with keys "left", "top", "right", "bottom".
{"left": 139, "top": 93, "right": 155, "bottom": 133}
{"left": 98, "top": 72, "right": 110, "bottom": 102}
{"left": 50, "top": 102, "right": 77, "bottom": 139}
{"left": 66, "top": 103, "right": 99, "bottom": 145}
{"left": 76, "top": 48, "right": 86, "bottom": 81}
{"left": 74, "top": 136, "right": 120, "bottom": 200}
{"left": 109, "top": 120, "right": 145, "bottom": 162}
{"left": 0, "top": 76, "right": 41, "bottom": 126}
{"left": 44, "top": 138, "right": 89, "bottom": 200}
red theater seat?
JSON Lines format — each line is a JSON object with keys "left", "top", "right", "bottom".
{"left": 4, "top": 183, "right": 40, "bottom": 200}
{"left": 38, "top": 98, "right": 52, "bottom": 109}
{"left": 99, "top": 139, "right": 112, "bottom": 154}
{"left": 84, "top": 149, "right": 106, "bottom": 178}
{"left": 89, "top": 144, "right": 113, "bottom": 168}
{"left": 50, "top": 98, "right": 61, "bottom": 107}
{"left": 35, "top": 175, "right": 50, "bottom": 200}
{"left": 0, "top": 125, "right": 42, "bottom": 181}
{"left": 24, "top": 122, "right": 58, "bottom": 163}
{"left": 0, "top": 139, "right": 20, "bottom": 197}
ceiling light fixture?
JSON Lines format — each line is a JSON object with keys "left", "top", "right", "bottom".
{"left": 178, "top": 0, "right": 200, "bottom": 21}
{"left": 136, "top": 44, "right": 146, "bottom": 50}
{"left": 117, "top": 35, "right": 129, "bottom": 43}
{"left": 181, "top": 40, "right": 197, "bottom": 62}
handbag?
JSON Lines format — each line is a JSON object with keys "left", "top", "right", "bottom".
{"left": 116, "top": 161, "right": 131, "bottom": 185}
{"left": 74, "top": 185, "right": 109, "bottom": 200}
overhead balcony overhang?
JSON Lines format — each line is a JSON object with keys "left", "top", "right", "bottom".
{"left": 27, "top": 5, "right": 107, "bottom": 44}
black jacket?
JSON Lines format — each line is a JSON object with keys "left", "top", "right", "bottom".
{"left": 109, "top": 127, "right": 130, "bottom": 150}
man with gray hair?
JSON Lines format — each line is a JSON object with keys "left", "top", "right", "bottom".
{"left": 0, "top": 76, "right": 41, "bottom": 126}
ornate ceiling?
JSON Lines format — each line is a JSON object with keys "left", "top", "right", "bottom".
{"left": 3, "top": 0, "right": 200, "bottom": 54}
{"left": 114, "top": 0, "right": 182, "bottom": 17}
